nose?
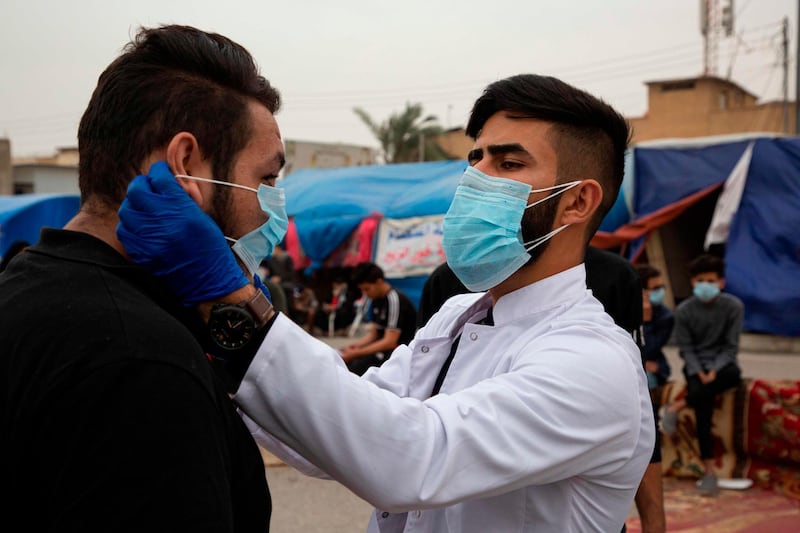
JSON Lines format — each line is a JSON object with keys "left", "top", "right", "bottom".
{"left": 471, "top": 160, "right": 491, "bottom": 175}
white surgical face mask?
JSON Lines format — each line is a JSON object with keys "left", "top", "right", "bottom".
{"left": 442, "top": 166, "right": 580, "bottom": 291}
{"left": 176, "top": 174, "right": 288, "bottom": 277}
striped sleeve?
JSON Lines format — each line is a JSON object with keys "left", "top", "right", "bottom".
{"left": 386, "top": 289, "right": 400, "bottom": 329}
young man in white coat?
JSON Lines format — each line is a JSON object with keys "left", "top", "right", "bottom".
{"left": 118, "top": 74, "right": 654, "bottom": 532}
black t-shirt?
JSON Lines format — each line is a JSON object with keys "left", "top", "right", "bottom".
{"left": 0, "top": 229, "right": 270, "bottom": 532}
{"left": 418, "top": 261, "right": 468, "bottom": 327}
{"left": 371, "top": 287, "right": 417, "bottom": 346}
{"left": 418, "top": 247, "right": 642, "bottom": 333}
{"left": 584, "top": 246, "right": 643, "bottom": 335}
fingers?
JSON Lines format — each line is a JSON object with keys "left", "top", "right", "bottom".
{"left": 147, "top": 161, "right": 184, "bottom": 194}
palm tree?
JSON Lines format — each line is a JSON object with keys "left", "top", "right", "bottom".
{"left": 354, "top": 103, "right": 451, "bottom": 163}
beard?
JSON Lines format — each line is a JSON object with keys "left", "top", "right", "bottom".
{"left": 207, "top": 183, "right": 235, "bottom": 238}
{"left": 520, "top": 195, "right": 560, "bottom": 266}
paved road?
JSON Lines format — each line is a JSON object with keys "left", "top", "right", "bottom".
{"left": 262, "top": 334, "right": 800, "bottom": 532}
{"left": 266, "top": 465, "right": 372, "bottom": 533}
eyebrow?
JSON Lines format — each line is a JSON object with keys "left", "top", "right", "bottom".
{"left": 275, "top": 152, "right": 286, "bottom": 171}
{"left": 467, "top": 143, "right": 533, "bottom": 162}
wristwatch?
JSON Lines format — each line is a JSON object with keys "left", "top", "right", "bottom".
{"left": 208, "top": 289, "right": 274, "bottom": 350}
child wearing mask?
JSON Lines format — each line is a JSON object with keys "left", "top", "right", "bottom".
{"left": 662, "top": 254, "right": 743, "bottom": 497}
{"left": 636, "top": 264, "right": 674, "bottom": 389}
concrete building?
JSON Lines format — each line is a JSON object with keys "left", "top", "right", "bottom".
{"left": 435, "top": 127, "right": 473, "bottom": 160}
{"left": 0, "top": 139, "right": 11, "bottom": 195}
{"left": 628, "top": 76, "right": 796, "bottom": 142}
{"left": 11, "top": 147, "right": 79, "bottom": 195}
{"left": 283, "top": 140, "right": 376, "bottom": 177}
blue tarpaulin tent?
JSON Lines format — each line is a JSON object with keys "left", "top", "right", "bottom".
{"left": 597, "top": 135, "right": 800, "bottom": 336}
{"left": 0, "top": 194, "right": 80, "bottom": 258}
{"left": 280, "top": 160, "right": 630, "bottom": 308}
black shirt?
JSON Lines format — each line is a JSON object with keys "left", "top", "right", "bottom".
{"left": 371, "top": 287, "right": 417, "bottom": 346}
{"left": 584, "top": 246, "right": 643, "bottom": 335}
{"left": 417, "top": 247, "right": 643, "bottom": 334}
{"left": 0, "top": 229, "right": 270, "bottom": 532}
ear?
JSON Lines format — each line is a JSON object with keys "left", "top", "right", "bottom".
{"left": 718, "top": 277, "right": 726, "bottom": 290}
{"left": 165, "top": 132, "right": 208, "bottom": 206}
{"left": 559, "top": 179, "right": 603, "bottom": 226}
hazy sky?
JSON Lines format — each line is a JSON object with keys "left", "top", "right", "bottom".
{"left": 1, "top": 0, "right": 797, "bottom": 157}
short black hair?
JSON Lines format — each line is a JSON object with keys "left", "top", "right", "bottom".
{"left": 466, "top": 74, "right": 630, "bottom": 239}
{"left": 688, "top": 254, "right": 725, "bottom": 278}
{"left": 635, "top": 264, "right": 661, "bottom": 290}
{"left": 78, "top": 24, "right": 281, "bottom": 207}
{"left": 352, "top": 262, "right": 385, "bottom": 284}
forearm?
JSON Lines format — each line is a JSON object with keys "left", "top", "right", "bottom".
{"left": 635, "top": 463, "right": 666, "bottom": 533}
{"left": 235, "top": 318, "right": 646, "bottom": 511}
{"left": 344, "top": 337, "right": 397, "bottom": 361}
{"left": 674, "top": 318, "right": 701, "bottom": 375}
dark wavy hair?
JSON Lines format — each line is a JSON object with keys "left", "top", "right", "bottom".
{"left": 77, "top": 25, "right": 281, "bottom": 207}
{"left": 467, "top": 74, "right": 630, "bottom": 241}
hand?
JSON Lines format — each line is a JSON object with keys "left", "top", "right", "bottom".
{"left": 340, "top": 346, "right": 360, "bottom": 362}
{"left": 642, "top": 293, "right": 653, "bottom": 322}
{"left": 645, "top": 361, "right": 659, "bottom": 374}
{"left": 117, "top": 161, "right": 249, "bottom": 305}
{"left": 698, "top": 370, "right": 715, "bottom": 385}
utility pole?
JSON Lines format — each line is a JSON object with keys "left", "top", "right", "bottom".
{"left": 796, "top": 1, "right": 800, "bottom": 133}
{"left": 700, "top": 0, "right": 734, "bottom": 76}
{"left": 783, "top": 17, "right": 790, "bottom": 133}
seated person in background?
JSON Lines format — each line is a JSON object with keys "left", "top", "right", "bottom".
{"left": 636, "top": 264, "right": 674, "bottom": 389}
{"left": 663, "top": 253, "right": 744, "bottom": 497}
{"left": 257, "top": 260, "right": 289, "bottom": 316}
{"left": 341, "top": 262, "right": 417, "bottom": 376}
{"left": 288, "top": 279, "right": 318, "bottom": 332}
{"left": 313, "top": 275, "right": 357, "bottom": 335}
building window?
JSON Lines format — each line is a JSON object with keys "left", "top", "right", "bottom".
{"left": 660, "top": 81, "right": 696, "bottom": 92}
{"left": 719, "top": 91, "right": 728, "bottom": 110}
{"left": 14, "top": 183, "right": 33, "bottom": 194}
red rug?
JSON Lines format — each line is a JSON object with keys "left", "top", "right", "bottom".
{"left": 625, "top": 477, "right": 800, "bottom": 532}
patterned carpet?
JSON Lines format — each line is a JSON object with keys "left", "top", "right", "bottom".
{"left": 625, "top": 477, "right": 800, "bottom": 532}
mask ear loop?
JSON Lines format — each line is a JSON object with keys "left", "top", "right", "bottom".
{"left": 522, "top": 224, "right": 571, "bottom": 252}
{"left": 525, "top": 180, "right": 581, "bottom": 209}
{"left": 175, "top": 174, "right": 258, "bottom": 194}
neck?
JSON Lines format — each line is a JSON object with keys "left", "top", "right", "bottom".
{"left": 488, "top": 240, "right": 583, "bottom": 304}
{"left": 63, "top": 199, "right": 128, "bottom": 258}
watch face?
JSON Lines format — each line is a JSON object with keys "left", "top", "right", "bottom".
{"left": 209, "top": 306, "right": 256, "bottom": 350}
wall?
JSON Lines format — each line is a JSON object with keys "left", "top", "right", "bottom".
{"left": 13, "top": 165, "right": 79, "bottom": 195}
{"left": 628, "top": 77, "right": 796, "bottom": 142}
{"left": 283, "top": 140, "right": 376, "bottom": 177}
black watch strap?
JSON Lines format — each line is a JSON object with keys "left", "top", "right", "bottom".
{"left": 209, "top": 310, "right": 279, "bottom": 394}
{"left": 245, "top": 289, "right": 274, "bottom": 326}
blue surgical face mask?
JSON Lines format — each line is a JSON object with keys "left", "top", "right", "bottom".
{"left": 176, "top": 174, "right": 288, "bottom": 277}
{"left": 693, "top": 281, "right": 721, "bottom": 303}
{"left": 648, "top": 286, "right": 665, "bottom": 305}
{"left": 442, "top": 166, "right": 580, "bottom": 292}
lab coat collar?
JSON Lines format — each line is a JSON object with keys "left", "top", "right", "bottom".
{"left": 492, "top": 264, "right": 587, "bottom": 326}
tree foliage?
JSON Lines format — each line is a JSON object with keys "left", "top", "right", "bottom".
{"left": 354, "top": 103, "right": 451, "bottom": 163}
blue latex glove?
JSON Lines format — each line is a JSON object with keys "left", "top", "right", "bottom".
{"left": 252, "top": 275, "right": 273, "bottom": 303}
{"left": 117, "top": 161, "right": 250, "bottom": 305}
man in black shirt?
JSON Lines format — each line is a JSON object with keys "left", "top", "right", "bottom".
{"left": 341, "top": 262, "right": 417, "bottom": 375}
{"left": 0, "top": 25, "right": 280, "bottom": 531}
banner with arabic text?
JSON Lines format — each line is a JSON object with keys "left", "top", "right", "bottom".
{"left": 374, "top": 215, "right": 445, "bottom": 278}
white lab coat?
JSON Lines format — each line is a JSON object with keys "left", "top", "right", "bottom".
{"left": 236, "top": 265, "right": 654, "bottom": 532}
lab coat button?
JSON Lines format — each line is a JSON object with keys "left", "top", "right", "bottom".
{"left": 469, "top": 332, "right": 478, "bottom": 341}
{"left": 421, "top": 345, "right": 429, "bottom": 353}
